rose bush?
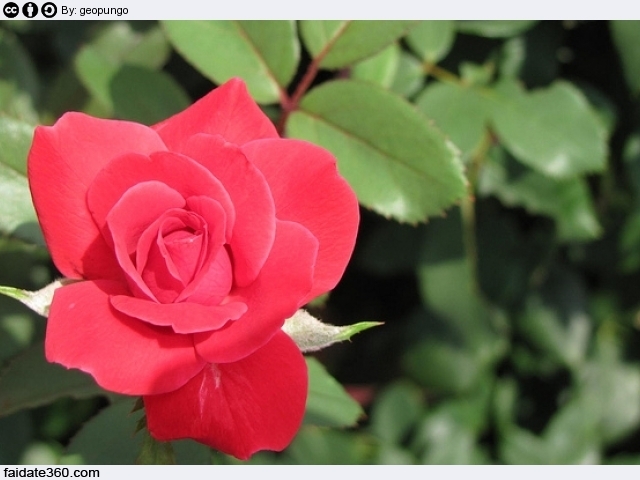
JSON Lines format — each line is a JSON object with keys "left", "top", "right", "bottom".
{"left": 27, "top": 78, "right": 359, "bottom": 459}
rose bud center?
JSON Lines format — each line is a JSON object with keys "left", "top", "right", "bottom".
{"left": 137, "top": 209, "right": 231, "bottom": 305}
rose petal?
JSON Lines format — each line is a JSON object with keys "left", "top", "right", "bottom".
{"left": 110, "top": 295, "right": 247, "bottom": 334}
{"left": 195, "top": 220, "right": 318, "bottom": 363}
{"left": 144, "top": 330, "right": 307, "bottom": 460}
{"left": 45, "top": 280, "right": 204, "bottom": 395}
{"left": 174, "top": 196, "right": 234, "bottom": 304}
{"left": 87, "top": 151, "right": 236, "bottom": 242}
{"left": 183, "top": 134, "right": 276, "bottom": 287}
{"left": 27, "top": 113, "right": 167, "bottom": 280}
{"left": 134, "top": 201, "right": 228, "bottom": 304}
{"left": 163, "top": 229, "right": 205, "bottom": 284}
{"left": 153, "top": 78, "right": 278, "bottom": 152}
{"left": 176, "top": 246, "right": 234, "bottom": 306}
{"left": 106, "top": 181, "right": 186, "bottom": 301}
{"left": 244, "top": 138, "right": 360, "bottom": 303}
{"left": 140, "top": 211, "right": 214, "bottom": 304}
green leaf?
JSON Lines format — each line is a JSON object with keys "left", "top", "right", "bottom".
{"left": 304, "top": 357, "right": 363, "bottom": 428}
{"left": 66, "top": 399, "right": 143, "bottom": 464}
{"left": 287, "top": 80, "right": 467, "bottom": 223}
{"left": 110, "top": 66, "right": 190, "bottom": 124}
{"left": 416, "top": 81, "right": 492, "bottom": 159}
{"left": 457, "top": 20, "right": 538, "bottom": 38}
{"left": 285, "top": 426, "right": 373, "bottom": 464}
{"left": 299, "top": 21, "right": 416, "bottom": 69}
{"left": 74, "top": 47, "right": 119, "bottom": 110}
{"left": 517, "top": 295, "right": 591, "bottom": 370}
{"left": 580, "top": 338, "right": 640, "bottom": 445}
{"left": 0, "top": 29, "right": 39, "bottom": 123}
{"left": 74, "top": 23, "right": 171, "bottom": 113}
{"left": 0, "top": 343, "right": 104, "bottom": 417}
{"left": 490, "top": 79, "right": 608, "bottom": 178}
{"left": 351, "top": 43, "right": 400, "bottom": 89}
{"left": 540, "top": 400, "right": 601, "bottom": 464}
{"left": 83, "top": 22, "right": 169, "bottom": 69}
{"left": 0, "top": 121, "right": 43, "bottom": 244}
{"left": 0, "top": 117, "right": 33, "bottom": 176}
{"left": 402, "top": 340, "right": 485, "bottom": 395}
{"left": 375, "top": 444, "right": 416, "bottom": 465}
{"left": 610, "top": 21, "right": 640, "bottom": 93}
{"left": 498, "top": 387, "right": 601, "bottom": 463}
{"left": 370, "top": 381, "right": 423, "bottom": 444}
{"left": 282, "top": 309, "right": 381, "bottom": 353}
{"left": 413, "top": 396, "right": 491, "bottom": 464}
{"left": 162, "top": 21, "right": 299, "bottom": 104}
{"left": 499, "top": 427, "right": 552, "bottom": 464}
{"left": 390, "top": 52, "right": 424, "bottom": 99}
{"left": 407, "top": 21, "right": 456, "bottom": 63}
{"left": 478, "top": 147, "right": 602, "bottom": 242}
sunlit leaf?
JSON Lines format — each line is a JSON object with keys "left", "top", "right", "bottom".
{"left": 478, "top": 147, "right": 601, "bottom": 241}
{"left": 351, "top": 43, "right": 400, "bottom": 89}
{"left": 490, "top": 79, "right": 607, "bottom": 178}
{"left": 370, "top": 381, "right": 423, "bottom": 444}
{"left": 416, "top": 81, "right": 492, "bottom": 159}
{"left": 0, "top": 119, "right": 43, "bottom": 244}
{"left": 390, "top": 51, "right": 424, "bottom": 98}
{"left": 288, "top": 80, "right": 466, "bottom": 223}
{"left": 407, "top": 20, "right": 456, "bottom": 63}
{"left": 162, "top": 21, "right": 299, "bottom": 103}
{"left": 299, "top": 21, "right": 415, "bottom": 69}
{"left": 285, "top": 426, "right": 373, "bottom": 464}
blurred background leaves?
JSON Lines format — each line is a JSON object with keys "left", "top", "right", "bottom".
{"left": 1, "top": 19, "right": 640, "bottom": 464}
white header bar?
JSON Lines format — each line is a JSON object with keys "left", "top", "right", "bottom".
{"left": 1, "top": 0, "right": 639, "bottom": 21}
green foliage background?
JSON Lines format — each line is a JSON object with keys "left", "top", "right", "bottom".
{"left": 1, "top": 20, "right": 640, "bottom": 464}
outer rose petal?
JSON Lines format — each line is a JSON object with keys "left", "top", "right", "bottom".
{"left": 243, "top": 139, "right": 360, "bottom": 303}
{"left": 27, "top": 113, "right": 167, "bottom": 280}
{"left": 45, "top": 280, "right": 205, "bottom": 395}
{"left": 110, "top": 295, "right": 247, "bottom": 334}
{"left": 195, "top": 220, "right": 318, "bottom": 364}
{"left": 183, "top": 134, "right": 276, "bottom": 287}
{"left": 153, "top": 78, "right": 278, "bottom": 152}
{"left": 144, "top": 331, "right": 307, "bottom": 460}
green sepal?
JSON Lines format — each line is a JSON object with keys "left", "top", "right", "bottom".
{"left": 283, "top": 309, "right": 382, "bottom": 353}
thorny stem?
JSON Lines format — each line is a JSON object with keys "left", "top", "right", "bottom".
{"left": 276, "top": 22, "right": 352, "bottom": 136}
{"left": 276, "top": 59, "right": 322, "bottom": 136}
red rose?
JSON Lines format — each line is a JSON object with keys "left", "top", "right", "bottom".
{"left": 27, "top": 78, "right": 359, "bottom": 459}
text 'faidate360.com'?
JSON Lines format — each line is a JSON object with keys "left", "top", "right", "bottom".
{"left": 3, "top": 468, "right": 99, "bottom": 479}
{"left": 2, "top": 2, "right": 128, "bottom": 19}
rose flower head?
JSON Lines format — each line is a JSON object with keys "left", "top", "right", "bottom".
{"left": 27, "top": 78, "right": 359, "bottom": 460}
